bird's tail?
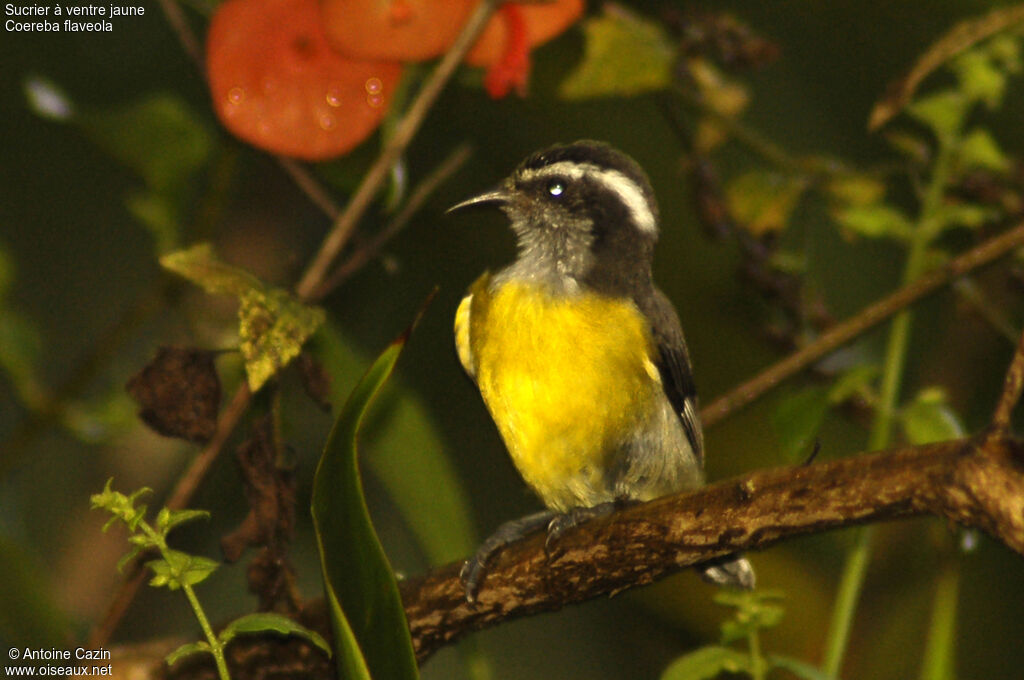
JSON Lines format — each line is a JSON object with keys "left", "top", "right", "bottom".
{"left": 697, "top": 555, "right": 756, "bottom": 590}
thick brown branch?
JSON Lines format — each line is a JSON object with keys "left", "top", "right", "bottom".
{"left": 401, "top": 433, "right": 1024, "bottom": 661}
{"left": 107, "top": 432, "right": 1024, "bottom": 679}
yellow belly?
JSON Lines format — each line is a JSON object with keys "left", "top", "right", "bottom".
{"left": 465, "top": 276, "right": 662, "bottom": 511}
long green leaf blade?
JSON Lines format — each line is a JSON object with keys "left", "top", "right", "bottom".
{"left": 312, "top": 331, "right": 419, "bottom": 680}
{"left": 315, "top": 321, "right": 477, "bottom": 564}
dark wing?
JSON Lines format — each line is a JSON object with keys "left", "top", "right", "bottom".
{"left": 638, "top": 287, "right": 705, "bottom": 466}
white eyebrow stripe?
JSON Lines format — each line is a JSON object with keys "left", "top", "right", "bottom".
{"left": 521, "top": 161, "right": 658, "bottom": 234}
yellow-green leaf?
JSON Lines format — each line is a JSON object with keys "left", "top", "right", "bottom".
{"left": 825, "top": 174, "right": 887, "bottom": 207}
{"left": 834, "top": 203, "right": 913, "bottom": 240}
{"left": 774, "top": 386, "right": 830, "bottom": 462}
{"left": 725, "top": 171, "right": 807, "bottom": 236}
{"left": 901, "top": 388, "right": 965, "bottom": 445}
{"left": 661, "top": 646, "right": 751, "bottom": 680}
{"left": 218, "top": 612, "right": 330, "bottom": 657}
{"left": 160, "top": 243, "right": 260, "bottom": 297}
{"left": 239, "top": 288, "right": 325, "bottom": 392}
{"left": 958, "top": 127, "right": 1010, "bottom": 172}
{"left": 907, "top": 90, "right": 968, "bottom": 143}
{"left": 165, "top": 641, "right": 212, "bottom": 667}
{"left": 559, "top": 7, "right": 674, "bottom": 100}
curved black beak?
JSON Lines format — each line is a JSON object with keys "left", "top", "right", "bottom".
{"left": 446, "top": 187, "right": 511, "bottom": 214}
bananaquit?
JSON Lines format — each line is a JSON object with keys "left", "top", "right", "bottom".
{"left": 449, "top": 140, "right": 754, "bottom": 601}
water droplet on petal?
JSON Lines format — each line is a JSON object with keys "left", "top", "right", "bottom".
{"left": 366, "top": 93, "right": 384, "bottom": 108}
{"left": 325, "top": 86, "right": 342, "bottom": 107}
{"left": 365, "top": 77, "right": 383, "bottom": 95}
{"left": 319, "top": 112, "right": 336, "bottom": 130}
{"left": 228, "top": 87, "right": 245, "bottom": 105}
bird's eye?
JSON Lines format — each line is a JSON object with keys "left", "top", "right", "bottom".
{"left": 546, "top": 180, "right": 565, "bottom": 197}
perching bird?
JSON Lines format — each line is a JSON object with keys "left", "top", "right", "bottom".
{"left": 449, "top": 140, "right": 754, "bottom": 601}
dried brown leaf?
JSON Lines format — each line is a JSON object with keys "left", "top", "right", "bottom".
{"left": 126, "top": 346, "right": 220, "bottom": 443}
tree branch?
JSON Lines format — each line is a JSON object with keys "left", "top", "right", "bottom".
{"left": 115, "top": 429, "right": 1024, "bottom": 680}
{"left": 702, "top": 221, "right": 1024, "bottom": 427}
{"left": 400, "top": 432, "right": 1024, "bottom": 661}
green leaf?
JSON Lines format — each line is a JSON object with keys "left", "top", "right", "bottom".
{"left": 988, "top": 33, "right": 1023, "bottom": 73}
{"left": 165, "top": 640, "right": 212, "bottom": 667}
{"left": 725, "top": 171, "right": 807, "bottom": 236}
{"left": 559, "top": 6, "right": 674, "bottom": 99}
{"left": 314, "top": 321, "right": 477, "bottom": 564}
{"left": 147, "top": 550, "right": 219, "bottom": 590}
{"left": 155, "top": 508, "right": 211, "bottom": 535}
{"left": 926, "top": 203, "right": 997, "bottom": 237}
{"left": 218, "top": 613, "right": 331, "bottom": 657}
{"left": 834, "top": 203, "right": 913, "bottom": 240}
{"left": 901, "top": 388, "right": 965, "bottom": 445}
{"left": 715, "top": 590, "right": 785, "bottom": 643}
{"left": 147, "top": 559, "right": 172, "bottom": 588}
{"left": 239, "top": 288, "right": 325, "bottom": 392}
{"left": 825, "top": 174, "right": 887, "bottom": 207}
{"left": 160, "top": 243, "right": 261, "bottom": 297}
{"left": 769, "top": 655, "right": 837, "bottom": 680}
{"left": 78, "top": 93, "right": 212, "bottom": 193}
{"left": 125, "top": 190, "right": 181, "bottom": 254}
{"left": 179, "top": 555, "right": 219, "bottom": 587}
{"left": 828, "top": 365, "right": 879, "bottom": 404}
{"left": 127, "top": 506, "right": 148, "bottom": 532}
{"left": 951, "top": 47, "right": 1008, "bottom": 108}
{"left": 312, "top": 331, "right": 419, "bottom": 680}
{"left": 660, "top": 646, "right": 751, "bottom": 680}
{"left": 773, "top": 386, "right": 831, "bottom": 462}
{"left": 907, "top": 91, "right": 968, "bottom": 143}
{"left": 883, "top": 131, "right": 932, "bottom": 165}
{"left": 958, "top": 127, "right": 1010, "bottom": 172}
{"left": 116, "top": 545, "right": 146, "bottom": 574}
{"left": 323, "top": 580, "right": 373, "bottom": 680}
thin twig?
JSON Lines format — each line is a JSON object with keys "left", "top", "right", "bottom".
{"left": 992, "top": 327, "right": 1024, "bottom": 432}
{"left": 156, "top": 0, "right": 204, "bottom": 69}
{"left": 313, "top": 143, "right": 473, "bottom": 298}
{"left": 294, "top": 0, "right": 501, "bottom": 300}
{"left": 702, "top": 221, "right": 1024, "bottom": 427}
{"left": 277, "top": 159, "right": 342, "bottom": 219}
{"left": 953, "top": 278, "right": 1020, "bottom": 345}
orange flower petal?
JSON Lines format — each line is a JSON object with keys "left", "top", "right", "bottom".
{"left": 321, "top": 0, "right": 476, "bottom": 61}
{"left": 207, "top": 0, "right": 403, "bottom": 160}
{"left": 465, "top": 0, "right": 584, "bottom": 67}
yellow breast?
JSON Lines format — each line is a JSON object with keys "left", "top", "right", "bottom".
{"left": 460, "top": 274, "right": 662, "bottom": 511}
